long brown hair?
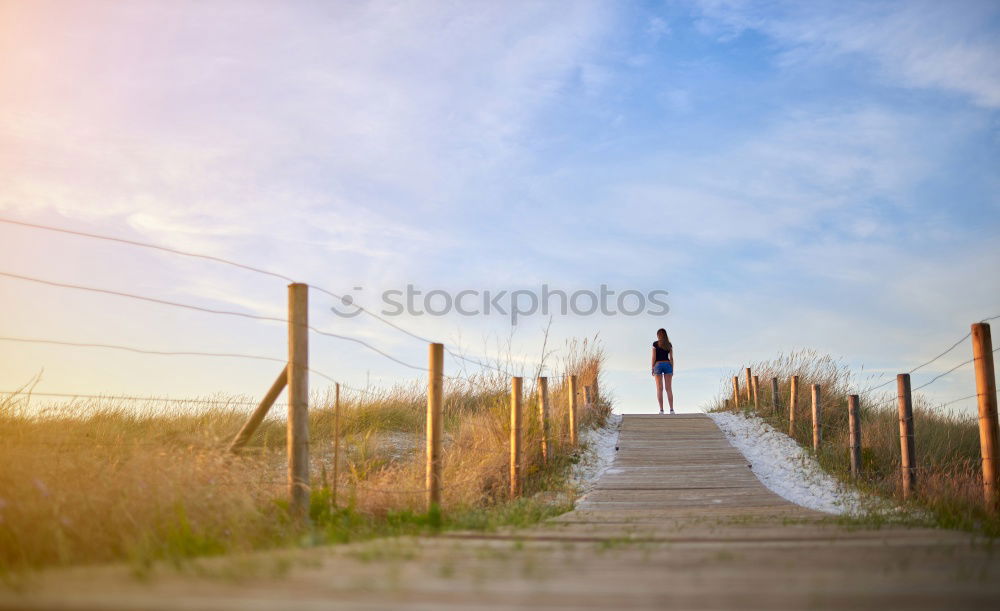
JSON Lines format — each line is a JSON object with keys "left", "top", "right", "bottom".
{"left": 656, "top": 328, "right": 671, "bottom": 352}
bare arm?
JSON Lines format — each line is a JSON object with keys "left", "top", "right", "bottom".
{"left": 651, "top": 347, "right": 657, "bottom": 373}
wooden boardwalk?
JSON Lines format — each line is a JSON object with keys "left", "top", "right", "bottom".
{"left": 4, "top": 414, "right": 999, "bottom": 610}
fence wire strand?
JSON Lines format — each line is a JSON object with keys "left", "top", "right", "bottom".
{"left": 0, "top": 269, "right": 428, "bottom": 372}
{"left": 0, "top": 380, "right": 387, "bottom": 406}
{"left": 859, "top": 316, "right": 999, "bottom": 395}
{"left": 911, "top": 347, "right": 999, "bottom": 393}
{"left": 0, "top": 335, "right": 345, "bottom": 387}
{"left": 933, "top": 389, "right": 1000, "bottom": 409}
{"left": 0, "top": 216, "right": 531, "bottom": 376}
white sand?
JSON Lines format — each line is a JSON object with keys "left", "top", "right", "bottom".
{"left": 571, "top": 413, "right": 622, "bottom": 499}
{"left": 708, "top": 411, "right": 865, "bottom": 515}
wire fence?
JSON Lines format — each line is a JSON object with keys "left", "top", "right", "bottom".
{"left": 0, "top": 216, "right": 526, "bottom": 378}
{"left": 859, "top": 314, "right": 1000, "bottom": 396}
{"left": 0, "top": 216, "right": 600, "bottom": 514}
{"left": 0, "top": 215, "right": 575, "bottom": 400}
{"left": 851, "top": 344, "right": 1000, "bottom": 414}
{"left": 0, "top": 269, "right": 432, "bottom": 373}
{"left": 726, "top": 317, "right": 999, "bottom": 509}
{"left": 0, "top": 268, "right": 558, "bottom": 384}
{"left": 723, "top": 315, "right": 999, "bottom": 421}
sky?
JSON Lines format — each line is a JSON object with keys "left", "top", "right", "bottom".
{"left": 1, "top": 0, "right": 999, "bottom": 415}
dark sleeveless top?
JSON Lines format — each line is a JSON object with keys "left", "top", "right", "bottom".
{"left": 653, "top": 341, "right": 671, "bottom": 362}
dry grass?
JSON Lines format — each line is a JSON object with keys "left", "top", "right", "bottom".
{"left": 0, "top": 337, "right": 611, "bottom": 574}
{"left": 708, "top": 349, "right": 998, "bottom": 536}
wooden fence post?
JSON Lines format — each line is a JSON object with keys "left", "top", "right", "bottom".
{"left": 972, "top": 322, "right": 999, "bottom": 511}
{"left": 789, "top": 375, "right": 799, "bottom": 438}
{"left": 745, "top": 367, "right": 752, "bottom": 404}
{"left": 510, "top": 376, "right": 523, "bottom": 498}
{"left": 848, "top": 394, "right": 861, "bottom": 479}
{"left": 287, "top": 283, "right": 310, "bottom": 521}
{"left": 228, "top": 366, "right": 287, "bottom": 453}
{"left": 811, "top": 384, "right": 822, "bottom": 452}
{"left": 538, "top": 376, "right": 550, "bottom": 465}
{"left": 568, "top": 375, "right": 579, "bottom": 446}
{"left": 770, "top": 377, "right": 780, "bottom": 417}
{"left": 732, "top": 376, "right": 740, "bottom": 408}
{"left": 752, "top": 375, "right": 760, "bottom": 413}
{"left": 897, "top": 373, "right": 916, "bottom": 500}
{"left": 426, "top": 343, "right": 444, "bottom": 512}
{"left": 332, "top": 382, "right": 341, "bottom": 505}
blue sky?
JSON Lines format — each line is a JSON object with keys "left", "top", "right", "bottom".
{"left": 1, "top": 0, "right": 998, "bottom": 413}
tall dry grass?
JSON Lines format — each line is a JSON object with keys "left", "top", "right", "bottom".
{"left": 708, "top": 350, "right": 998, "bottom": 535}
{"left": 0, "top": 336, "right": 611, "bottom": 574}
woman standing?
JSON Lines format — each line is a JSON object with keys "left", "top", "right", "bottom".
{"left": 651, "top": 328, "right": 674, "bottom": 414}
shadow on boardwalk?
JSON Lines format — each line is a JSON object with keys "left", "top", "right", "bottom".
{"left": 3, "top": 414, "right": 998, "bottom": 610}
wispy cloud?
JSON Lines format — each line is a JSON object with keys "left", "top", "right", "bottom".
{"left": 693, "top": 0, "right": 1000, "bottom": 108}
{"left": 0, "top": 1, "right": 996, "bottom": 412}
{"left": 0, "top": 1, "right": 615, "bottom": 261}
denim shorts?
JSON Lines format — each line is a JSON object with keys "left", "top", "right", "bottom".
{"left": 653, "top": 362, "right": 673, "bottom": 375}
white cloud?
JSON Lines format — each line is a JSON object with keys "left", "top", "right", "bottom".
{"left": 647, "top": 16, "right": 672, "bottom": 39}
{"left": 693, "top": 0, "right": 1000, "bottom": 109}
{"left": 0, "top": 1, "right": 623, "bottom": 396}
{"left": 2, "top": 1, "right": 996, "bottom": 414}
{"left": 658, "top": 88, "right": 693, "bottom": 113}
{"left": 0, "top": 0, "right": 615, "bottom": 266}
{"left": 601, "top": 106, "right": 935, "bottom": 244}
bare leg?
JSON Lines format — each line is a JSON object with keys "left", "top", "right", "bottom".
{"left": 654, "top": 374, "right": 664, "bottom": 413}
{"left": 664, "top": 374, "right": 674, "bottom": 412}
